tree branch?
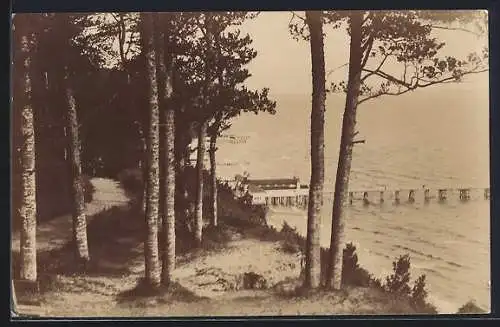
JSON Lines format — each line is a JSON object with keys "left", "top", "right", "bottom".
{"left": 430, "top": 25, "right": 483, "bottom": 37}
{"left": 327, "top": 63, "right": 349, "bottom": 78}
{"left": 360, "top": 33, "right": 374, "bottom": 69}
{"left": 361, "top": 11, "right": 372, "bottom": 26}
{"left": 360, "top": 51, "right": 392, "bottom": 83}
{"left": 290, "top": 11, "right": 306, "bottom": 23}
{"left": 362, "top": 66, "right": 412, "bottom": 87}
{"left": 123, "top": 15, "right": 136, "bottom": 59}
{"left": 358, "top": 67, "right": 488, "bottom": 105}
{"left": 358, "top": 87, "right": 415, "bottom": 105}
{"left": 118, "top": 14, "right": 126, "bottom": 64}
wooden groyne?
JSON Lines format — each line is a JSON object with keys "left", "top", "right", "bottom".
{"left": 261, "top": 187, "right": 490, "bottom": 207}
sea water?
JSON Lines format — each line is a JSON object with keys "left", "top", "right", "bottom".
{"left": 215, "top": 83, "right": 490, "bottom": 313}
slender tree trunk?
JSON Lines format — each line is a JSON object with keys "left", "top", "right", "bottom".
{"left": 326, "top": 11, "right": 364, "bottom": 290}
{"left": 192, "top": 13, "right": 214, "bottom": 246}
{"left": 12, "top": 280, "right": 17, "bottom": 313}
{"left": 194, "top": 121, "right": 207, "bottom": 246}
{"left": 138, "top": 125, "right": 147, "bottom": 212}
{"left": 155, "top": 19, "right": 166, "bottom": 265}
{"left": 64, "top": 68, "right": 90, "bottom": 266}
{"left": 155, "top": 19, "right": 177, "bottom": 286}
{"left": 18, "top": 31, "right": 38, "bottom": 283}
{"left": 161, "top": 86, "right": 176, "bottom": 285}
{"left": 303, "top": 10, "right": 326, "bottom": 290}
{"left": 174, "top": 127, "right": 190, "bottom": 232}
{"left": 209, "top": 133, "right": 218, "bottom": 227}
{"left": 141, "top": 12, "right": 161, "bottom": 288}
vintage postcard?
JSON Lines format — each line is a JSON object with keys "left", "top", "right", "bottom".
{"left": 11, "top": 10, "right": 489, "bottom": 317}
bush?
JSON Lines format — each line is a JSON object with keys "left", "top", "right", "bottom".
{"left": 457, "top": 300, "right": 486, "bottom": 314}
{"left": 117, "top": 168, "right": 143, "bottom": 196}
{"left": 341, "top": 242, "right": 372, "bottom": 287}
{"left": 410, "top": 275, "right": 437, "bottom": 313}
{"left": 279, "top": 222, "right": 305, "bottom": 254}
{"left": 385, "top": 254, "right": 412, "bottom": 296}
{"left": 410, "top": 275, "right": 428, "bottom": 308}
{"left": 383, "top": 254, "right": 437, "bottom": 314}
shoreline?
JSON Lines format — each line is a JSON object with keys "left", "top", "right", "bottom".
{"left": 265, "top": 207, "right": 488, "bottom": 314}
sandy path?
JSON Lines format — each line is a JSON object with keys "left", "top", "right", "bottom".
{"left": 171, "top": 239, "right": 303, "bottom": 299}
{"left": 11, "top": 178, "right": 130, "bottom": 253}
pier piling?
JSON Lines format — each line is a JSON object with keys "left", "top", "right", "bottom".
{"left": 408, "top": 190, "right": 415, "bottom": 203}
{"left": 363, "top": 192, "right": 369, "bottom": 206}
{"left": 424, "top": 189, "right": 431, "bottom": 202}
{"left": 254, "top": 184, "right": 488, "bottom": 208}
{"left": 459, "top": 189, "right": 471, "bottom": 201}
{"left": 394, "top": 190, "right": 400, "bottom": 204}
{"left": 438, "top": 189, "right": 447, "bottom": 202}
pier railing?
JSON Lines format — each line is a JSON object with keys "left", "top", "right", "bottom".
{"left": 259, "top": 186, "right": 490, "bottom": 207}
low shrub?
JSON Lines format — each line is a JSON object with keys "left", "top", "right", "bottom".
{"left": 456, "top": 300, "right": 486, "bottom": 314}
{"left": 281, "top": 240, "right": 302, "bottom": 254}
{"left": 330, "top": 245, "right": 436, "bottom": 313}
{"left": 385, "top": 254, "right": 412, "bottom": 296}
{"left": 242, "top": 272, "right": 268, "bottom": 290}
{"left": 341, "top": 243, "right": 372, "bottom": 287}
{"left": 279, "top": 222, "right": 304, "bottom": 254}
{"left": 384, "top": 254, "right": 437, "bottom": 314}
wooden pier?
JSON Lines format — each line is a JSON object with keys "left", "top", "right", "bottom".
{"left": 259, "top": 187, "right": 490, "bottom": 207}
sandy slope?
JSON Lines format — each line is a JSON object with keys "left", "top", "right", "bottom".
{"left": 12, "top": 178, "right": 426, "bottom": 317}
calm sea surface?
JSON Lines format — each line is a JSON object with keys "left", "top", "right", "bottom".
{"left": 216, "top": 83, "right": 490, "bottom": 313}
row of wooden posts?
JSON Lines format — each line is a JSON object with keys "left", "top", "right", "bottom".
{"left": 264, "top": 188, "right": 490, "bottom": 207}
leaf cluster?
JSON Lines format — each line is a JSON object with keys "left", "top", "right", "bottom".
{"left": 323, "top": 10, "right": 488, "bottom": 103}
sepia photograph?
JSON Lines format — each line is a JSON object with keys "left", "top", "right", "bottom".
{"left": 10, "top": 10, "right": 490, "bottom": 317}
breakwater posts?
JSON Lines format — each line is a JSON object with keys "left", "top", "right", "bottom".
{"left": 261, "top": 187, "right": 490, "bottom": 207}
{"left": 266, "top": 195, "right": 309, "bottom": 208}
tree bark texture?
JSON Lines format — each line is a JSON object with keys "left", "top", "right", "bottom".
{"left": 303, "top": 10, "right": 326, "bottom": 290}
{"left": 155, "top": 20, "right": 177, "bottom": 286}
{"left": 64, "top": 68, "right": 90, "bottom": 265}
{"left": 141, "top": 12, "right": 161, "bottom": 288}
{"left": 209, "top": 133, "right": 218, "bottom": 227}
{"left": 194, "top": 121, "right": 207, "bottom": 246}
{"left": 18, "top": 31, "right": 38, "bottom": 282}
{"left": 326, "top": 11, "right": 364, "bottom": 290}
{"left": 174, "top": 125, "right": 191, "bottom": 233}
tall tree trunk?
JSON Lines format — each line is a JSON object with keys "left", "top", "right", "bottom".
{"left": 326, "top": 11, "right": 364, "bottom": 290}
{"left": 155, "top": 18, "right": 177, "bottom": 286}
{"left": 64, "top": 68, "right": 90, "bottom": 266}
{"left": 155, "top": 19, "right": 166, "bottom": 265}
{"left": 141, "top": 12, "right": 161, "bottom": 288}
{"left": 18, "top": 31, "right": 38, "bottom": 283}
{"left": 137, "top": 124, "right": 147, "bottom": 212}
{"left": 174, "top": 126, "right": 190, "bottom": 233}
{"left": 193, "top": 13, "right": 213, "bottom": 246}
{"left": 303, "top": 10, "right": 326, "bottom": 290}
{"left": 161, "top": 83, "right": 176, "bottom": 286}
{"left": 209, "top": 133, "right": 218, "bottom": 227}
{"left": 194, "top": 121, "right": 207, "bottom": 246}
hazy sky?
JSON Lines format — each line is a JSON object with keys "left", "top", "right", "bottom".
{"left": 238, "top": 11, "right": 489, "bottom": 96}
